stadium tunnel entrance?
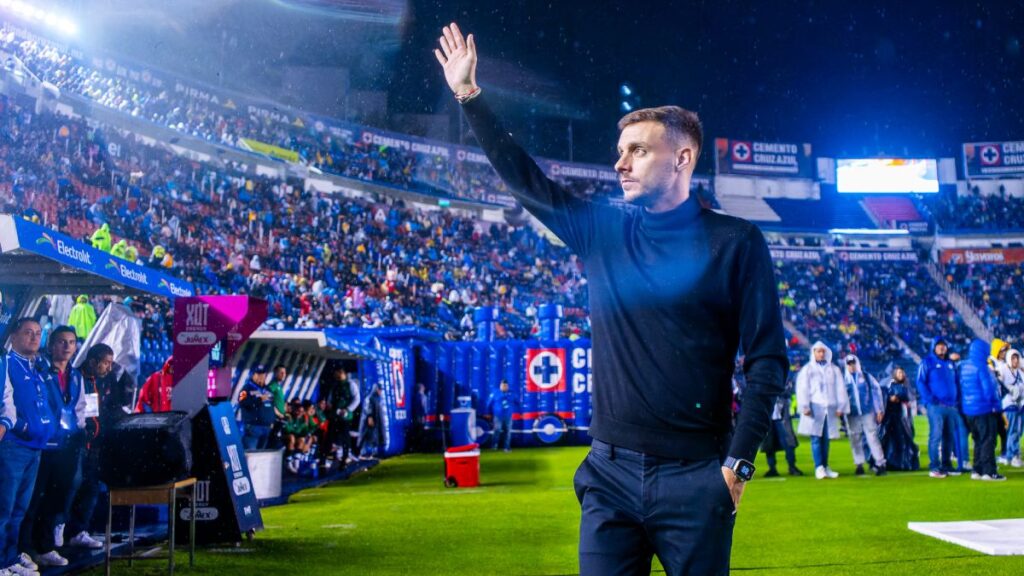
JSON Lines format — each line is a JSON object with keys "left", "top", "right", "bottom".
{"left": 230, "top": 309, "right": 595, "bottom": 458}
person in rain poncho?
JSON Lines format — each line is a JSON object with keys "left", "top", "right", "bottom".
{"left": 796, "top": 341, "right": 849, "bottom": 480}
{"left": 89, "top": 224, "right": 111, "bottom": 253}
{"left": 67, "top": 296, "right": 96, "bottom": 341}
{"left": 110, "top": 239, "right": 129, "bottom": 260}
{"left": 997, "top": 349, "right": 1023, "bottom": 467}
{"left": 843, "top": 354, "right": 887, "bottom": 476}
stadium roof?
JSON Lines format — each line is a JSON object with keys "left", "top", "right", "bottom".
{"left": 247, "top": 329, "right": 392, "bottom": 362}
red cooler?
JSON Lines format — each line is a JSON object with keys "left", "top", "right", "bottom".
{"left": 444, "top": 443, "right": 480, "bottom": 488}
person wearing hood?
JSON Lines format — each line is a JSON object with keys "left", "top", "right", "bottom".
{"left": 109, "top": 240, "right": 129, "bottom": 261}
{"left": 89, "top": 224, "right": 111, "bottom": 253}
{"left": 796, "top": 341, "right": 849, "bottom": 480}
{"left": 67, "top": 296, "right": 96, "bottom": 342}
{"left": 135, "top": 357, "right": 174, "bottom": 413}
{"left": 879, "top": 366, "right": 920, "bottom": 471}
{"left": 998, "top": 349, "right": 1023, "bottom": 468}
{"left": 125, "top": 245, "right": 139, "bottom": 265}
{"left": 843, "top": 355, "right": 887, "bottom": 476}
{"left": 990, "top": 338, "right": 1011, "bottom": 377}
{"left": 916, "top": 336, "right": 969, "bottom": 478}
{"left": 148, "top": 245, "right": 166, "bottom": 269}
{"left": 989, "top": 338, "right": 1011, "bottom": 465}
{"left": 960, "top": 339, "right": 1005, "bottom": 481}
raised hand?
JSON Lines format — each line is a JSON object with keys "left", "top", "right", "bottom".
{"left": 434, "top": 22, "right": 478, "bottom": 96}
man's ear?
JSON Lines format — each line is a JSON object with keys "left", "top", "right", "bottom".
{"left": 676, "top": 147, "right": 693, "bottom": 171}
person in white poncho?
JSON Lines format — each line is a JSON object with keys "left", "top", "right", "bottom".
{"left": 796, "top": 341, "right": 849, "bottom": 480}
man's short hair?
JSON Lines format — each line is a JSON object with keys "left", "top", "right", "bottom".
{"left": 617, "top": 106, "right": 703, "bottom": 157}
{"left": 48, "top": 325, "right": 77, "bottom": 347}
{"left": 11, "top": 317, "right": 40, "bottom": 332}
{"left": 274, "top": 364, "right": 287, "bottom": 372}
{"left": 85, "top": 343, "right": 115, "bottom": 364}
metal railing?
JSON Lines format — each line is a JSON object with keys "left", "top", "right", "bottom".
{"left": 924, "top": 261, "right": 993, "bottom": 342}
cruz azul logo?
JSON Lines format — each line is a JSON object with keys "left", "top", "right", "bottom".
{"left": 526, "top": 348, "right": 566, "bottom": 392}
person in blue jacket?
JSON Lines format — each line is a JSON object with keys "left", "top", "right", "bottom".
{"left": 960, "top": 339, "right": 1006, "bottom": 481}
{"left": 20, "top": 326, "right": 86, "bottom": 568}
{"left": 486, "top": 379, "right": 519, "bottom": 452}
{"left": 0, "top": 318, "right": 58, "bottom": 576}
{"left": 916, "top": 336, "right": 968, "bottom": 477}
{"left": 239, "top": 365, "right": 275, "bottom": 450}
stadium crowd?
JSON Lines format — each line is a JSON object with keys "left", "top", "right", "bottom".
{"left": 925, "top": 185, "right": 1024, "bottom": 231}
{"left": 946, "top": 261, "right": 1024, "bottom": 338}
{"left": 774, "top": 257, "right": 905, "bottom": 370}
{"left": 0, "top": 95, "right": 590, "bottom": 344}
{"left": 0, "top": 26, "right": 621, "bottom": 207}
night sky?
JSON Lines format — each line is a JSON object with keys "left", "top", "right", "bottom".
{"left": 52, "top": 0, "right": 1024, "bottom": 173}
{"left": 392, "top": 0, "right": 1024, "bottom": 171}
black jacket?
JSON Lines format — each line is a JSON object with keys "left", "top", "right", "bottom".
{"left": 462, "top": 96, "right": 788, "bottom": 461}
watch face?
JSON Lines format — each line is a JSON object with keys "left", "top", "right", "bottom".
{"left": 738, "top": 462, "right": 755, "bottom": 480}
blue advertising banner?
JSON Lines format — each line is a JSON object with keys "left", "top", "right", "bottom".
{"left": 7, "top": 216, "right": 195, "bottom": 298}
{"left": 714, "top": 137, "right": 815, "bottom": 178}
{"left": 358, "top": 339, "right": 414, "bottom": 456}
{"left": 424, "top": 339, "right": 593, "bottom": 448}
{"left": 177, "top": 402, "right": 263, "bottom": 543}
{"left": 963, "top": 141, "right": 1024, "bottom": 178}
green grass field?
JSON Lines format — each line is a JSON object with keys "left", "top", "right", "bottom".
{"left": 93, "top": 417, "right": 1024, "bottom": 575}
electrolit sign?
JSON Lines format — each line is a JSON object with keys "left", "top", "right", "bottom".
{"left": 55, "top": 239, "right": 92, "bottom": 265}
{"left": 526, "top": 348, "right": 566, "bottom": 392}
{"left": 10, "top": 216, "right": 195, "bottom": 299}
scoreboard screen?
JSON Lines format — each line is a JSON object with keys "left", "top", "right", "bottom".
{"left": 836, "top": 158, "right": 939, "bottom": 194}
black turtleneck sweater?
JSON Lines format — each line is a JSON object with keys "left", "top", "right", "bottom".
{"left": 462, "top": 96, "right": 788, "bottom": 463}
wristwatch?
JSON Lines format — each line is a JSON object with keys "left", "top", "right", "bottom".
{"left": 723, "top": 457, "right": 755, "bottom": 482}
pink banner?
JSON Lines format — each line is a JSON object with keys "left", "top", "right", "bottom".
{"left": 172, "top": 296, "right": 267, "bottom": 388}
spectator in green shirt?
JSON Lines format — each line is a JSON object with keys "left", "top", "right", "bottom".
{"left": 267, "top": 365, "right": 288, "bottom": 448}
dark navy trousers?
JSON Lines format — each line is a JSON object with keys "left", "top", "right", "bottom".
{"left": 574, "top": 440, "right": 736, "bottom": 576}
